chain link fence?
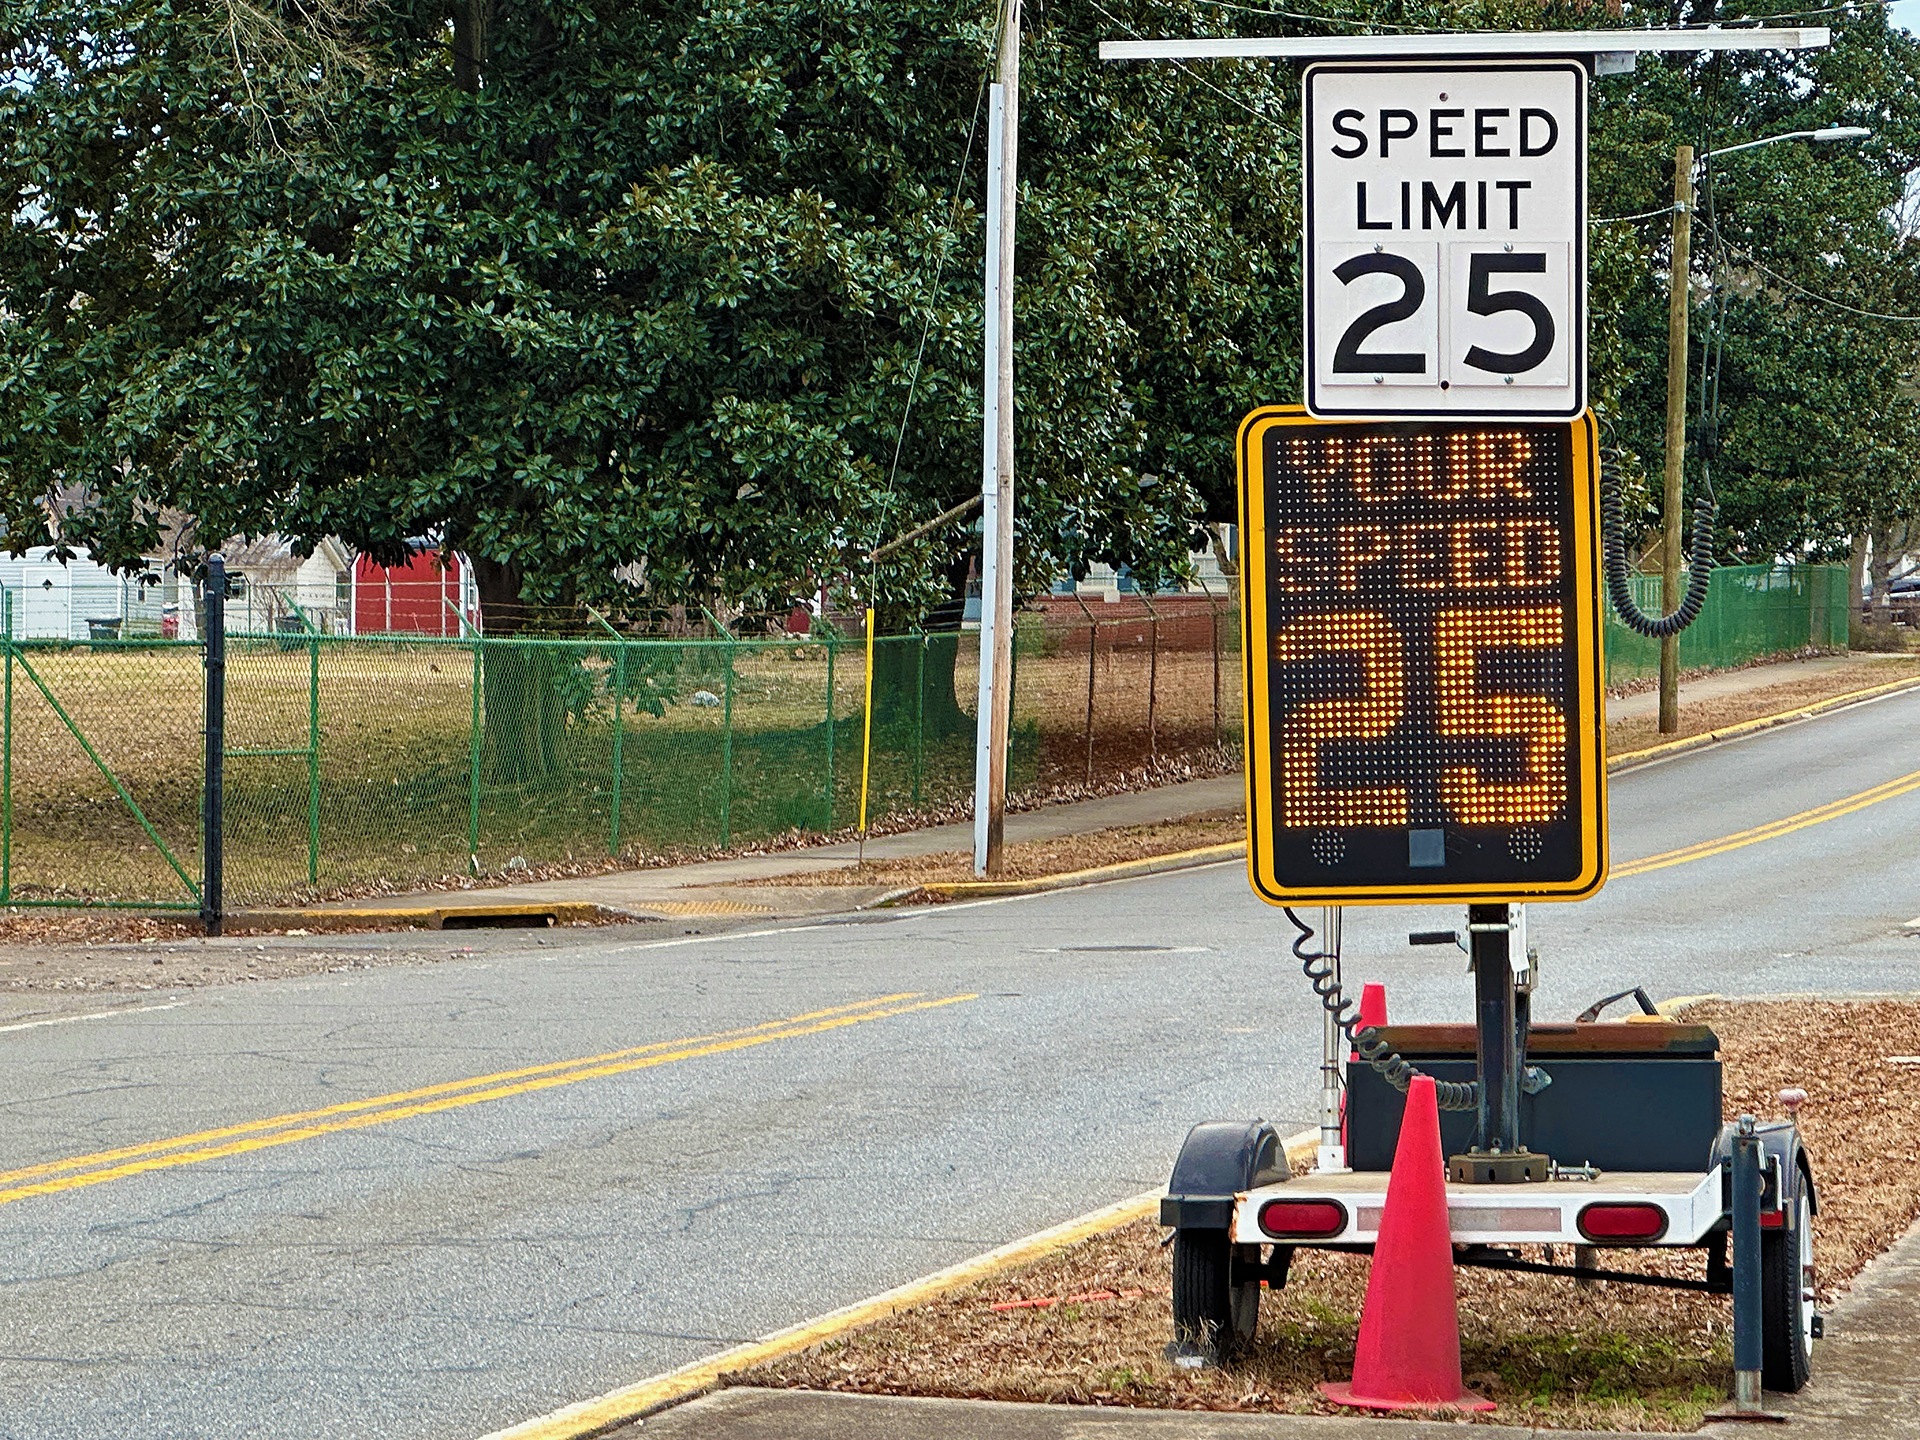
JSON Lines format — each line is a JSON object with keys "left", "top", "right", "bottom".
{"left": 1, "top": 564, "right": 1844, "bottom": 911}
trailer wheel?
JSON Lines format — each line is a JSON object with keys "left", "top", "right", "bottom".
{"left": 1170, "top": 1228, "right": 1259, "bottom": 1362}
{"left": 1761, "top": 1179, "right": 1814, "bottom": 1392}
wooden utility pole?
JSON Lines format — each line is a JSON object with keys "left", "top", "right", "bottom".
{"left": 974, "top": 0, "right": 1020, "bottom": 877}
{"left": 1659, "top": 144, "right": 1692, "bottom": 735}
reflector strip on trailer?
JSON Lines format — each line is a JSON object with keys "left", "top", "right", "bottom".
{"left": 1232, "top": 1168, "right": 1721, "bottom": 1247}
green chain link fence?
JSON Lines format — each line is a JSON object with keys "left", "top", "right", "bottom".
{"left": 1602, "top": 563, "right": 1850, "bottom": 686}
{"left": 0, "top": 564, "right": 1846, "bottom": 911}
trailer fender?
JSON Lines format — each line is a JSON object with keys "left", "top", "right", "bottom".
{"left": 1160, "top": 1120, "right": 1287, "bottom": 1230}
{"left": 1711, "top": 1120, "right": 1816, "bottom": 1218}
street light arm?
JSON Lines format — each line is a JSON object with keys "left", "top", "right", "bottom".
{"left": 1704, "top": 125, "right": 1871, "bottom": 159}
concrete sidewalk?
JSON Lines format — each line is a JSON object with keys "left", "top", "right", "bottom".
{"left": 618, "top": 1216, "right": 1920, "bottom": 1438}
{"left": 1604, "top": 652, "right": 1910, "bottom": 723}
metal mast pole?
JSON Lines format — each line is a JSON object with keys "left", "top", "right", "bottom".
{"left": 980, "top": 0, "right": 1020, "bottom": 877}
{"left": 1658, "top": 144, "right": 1692, "bottom": 734}
{"left": 971, "top": 83, "right": 1006, "bottom": 877}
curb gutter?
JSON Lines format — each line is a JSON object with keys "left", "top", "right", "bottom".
{"left": 477, "top": 1129, "right": 1320, "bottom": 1440}
{"left": 221, "top": 901, "right": 619, "bottom": 932}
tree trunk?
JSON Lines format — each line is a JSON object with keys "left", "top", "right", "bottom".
{"left": 469, "top": 554, "right": 569, "bottom": 784}
{"left": 870, "top": 553, "right": 974, "bottom": 739}
{"left": 1849, "top": 532, "right": 1869, "bottom": 613}
{"left": 1869, "top": 523, "right": 1897, "bottom": 623}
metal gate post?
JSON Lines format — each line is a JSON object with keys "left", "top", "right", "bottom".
{"left": 201, "top": 556, "right": 226, "bottom": 936}
{"left": 1730, "top": 1115, "right": 1766, "bottom": 1412}
{"left": 307, "top": 631, "right": 321, "bottom": 885}
{"left": 824, "top": 634, "right": 836, "bottom": 831}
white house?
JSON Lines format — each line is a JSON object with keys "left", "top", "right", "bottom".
{"left": 0, "top": 546, "right": 166, "bottom": 640}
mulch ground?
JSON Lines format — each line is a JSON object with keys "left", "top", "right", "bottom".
{"left": 743, "top": 999, "right": 1920, "bottom": 1431}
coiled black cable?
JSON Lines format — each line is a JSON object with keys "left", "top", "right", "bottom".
{"left": 1601, "top": 462, "right": 1717, "bottom": 640}
{"left": 1283, "top": 907, "right": 1478, "bottom": 1112}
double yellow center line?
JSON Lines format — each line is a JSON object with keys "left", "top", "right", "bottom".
{"left": 0, "top": 991, "right": 975, "bottom": 1210}
{"left": 1616, "top": 767, "right": 1920, "bottom": 879}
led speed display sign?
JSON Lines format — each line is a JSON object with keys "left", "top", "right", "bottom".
{"left": 1303, "top": 61, "right": 1586, "bottom": 420}
{"left": 1238, "top": 408, "right": 1606, "bottom": 905}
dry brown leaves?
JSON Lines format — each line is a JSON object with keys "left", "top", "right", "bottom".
{"left": 745, "top": 1000, "right": 1920, "bottom": 1430}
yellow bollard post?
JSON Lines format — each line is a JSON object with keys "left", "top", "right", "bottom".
{"left": 858, "top": 607, "right": 877, "bottom": 860}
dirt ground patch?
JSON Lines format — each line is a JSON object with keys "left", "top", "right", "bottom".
{"left": 1606, "top": 658, "right": 1920, "bottom": 757}
{"left": 743, "top": 999, "right": 1920, "bottom": 1431}
{"left": 750, "top": 812, "right": 1247, "bottom": 888}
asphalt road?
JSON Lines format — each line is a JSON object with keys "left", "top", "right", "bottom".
{"left": 3, "top": 688, "right": 1917, "bottom": 1438}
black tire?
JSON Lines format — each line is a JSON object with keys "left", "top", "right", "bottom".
{"left": 1171, "top": 1228, "right": 1259, "bottom": 1361}
{"left": 1761, "top": 1175, "right": 1814, "bottom": 1393}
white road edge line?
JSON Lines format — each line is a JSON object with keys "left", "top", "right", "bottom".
{"left": 474, "top": 1123, "right": 1321, "bottom": 1440}
{"left": 0, "top": 1000, "right": 187, "bottom": 1035}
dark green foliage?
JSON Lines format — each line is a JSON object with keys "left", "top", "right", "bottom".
{"left": 1585, "top": 3, "right": 1920, "bottom": 567}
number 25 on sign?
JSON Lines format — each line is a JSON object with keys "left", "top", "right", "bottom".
{"left": 1237, "top": 408, "right": 1606, "bottom": 905}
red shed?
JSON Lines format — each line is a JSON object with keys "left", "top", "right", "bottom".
{"left": 351, "top": 551, "right": 478, "bottom": 636}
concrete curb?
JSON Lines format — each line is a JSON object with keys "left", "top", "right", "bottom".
{"left": 474, "top": 1127, "right": 1321, "bottom": 1440}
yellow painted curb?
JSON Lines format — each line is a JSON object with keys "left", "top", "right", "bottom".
{"left": 915, "top": 841, "right": 1245, "bottom": 902}
{"left": 1607, "top": 671, "right": 1920, "bottom": 771}
{"left": 477, "top": 1126, "right": 1321, "bottom": 1440}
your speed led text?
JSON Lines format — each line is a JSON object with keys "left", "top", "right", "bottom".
{"left": 1268, "top": 431, "right": 1561, "bottom": 594}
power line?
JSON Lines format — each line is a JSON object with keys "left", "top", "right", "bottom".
{"left": 1088, "top": 0, "right": 1301, "bottom": 140}
{"left": 1709, "top": 225, "right": 1920, "bottom": 322}
{"left": 872, "top": 13, "right": 1003, "bottom": 579}
{"left": 1592, "top": 203, "right": 1684, "bottom": 225}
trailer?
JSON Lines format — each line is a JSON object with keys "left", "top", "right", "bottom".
{"left": 1161, "top": 906, "right": 1819, "bottom": 1405}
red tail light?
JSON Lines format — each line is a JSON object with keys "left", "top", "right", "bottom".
{"left": 1259, "top": 1199, "right": 1347, "bottom": 1238}
{"left": 1578, "top": 1203, "right": 1667, "bottom": 1242}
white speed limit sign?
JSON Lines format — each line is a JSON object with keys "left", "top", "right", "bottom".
{"left": 1303, "top": 61, "right": 1586, "bottom": 419}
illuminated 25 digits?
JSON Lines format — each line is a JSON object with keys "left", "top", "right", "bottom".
{"left": 1273, "top": 612, "right": 1411, "bottom": 827}
{"left": 1436, "top": 606, "right": 1568, "bottom": 824}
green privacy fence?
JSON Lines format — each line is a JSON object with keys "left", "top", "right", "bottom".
{"left": 0, "top": 564, "right": 1843, "bottom": 912}
{"left": 1601, "top": 563, "right": 1850, "bottom": 686}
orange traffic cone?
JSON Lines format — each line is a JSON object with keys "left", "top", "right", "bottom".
{"left": 1340, "top": 983, "right": 1389, "bottom": 1153}
{"left": 1357, "top": 982, "right": 1388, "bottom": 1033}
{"left": 1320, "top": 1074, "right": 1493, "bottom": 1413}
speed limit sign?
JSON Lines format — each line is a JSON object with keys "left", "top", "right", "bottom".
{"left": 1304, "top": 61, "right": 1585, "bottom": 419}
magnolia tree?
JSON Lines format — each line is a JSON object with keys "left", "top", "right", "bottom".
{"left": 0, "top": 0, "right": 1312, "bottom": 768}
